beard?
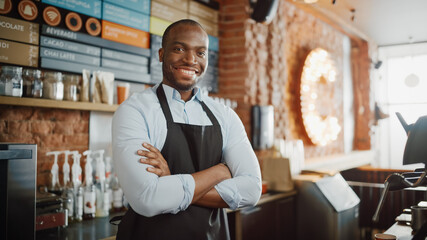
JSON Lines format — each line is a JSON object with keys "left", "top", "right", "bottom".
{"left": 161, "top": 63, "right": 203, "bottom": 92}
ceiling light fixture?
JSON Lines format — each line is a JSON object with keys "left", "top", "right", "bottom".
{"left": 404, "top": 36, "right": 420, "bottom": 88}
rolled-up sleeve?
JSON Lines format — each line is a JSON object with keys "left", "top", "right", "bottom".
{"left": 112, "top": 101, "right": 195, "bottom": 217}
{"left": 214, "top": 110, "right": 262, "bottom": 209}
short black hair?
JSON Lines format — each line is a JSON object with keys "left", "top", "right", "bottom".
{"left": 161, "top": 19, "right": 206, "bottom": 49}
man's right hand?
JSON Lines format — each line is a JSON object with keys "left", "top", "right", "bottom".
{"left": 137, "top": 142, "right": 171, "bottom": 177}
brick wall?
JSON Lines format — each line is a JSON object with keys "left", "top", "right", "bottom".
{"left": 351, "top": 39, "right": 372, "bottom": 150}
{"left": 217, "top": 0, "right": 370, "bottom": 159}
{"left": 0, "top": 105, "right": 89, "bottom": 187}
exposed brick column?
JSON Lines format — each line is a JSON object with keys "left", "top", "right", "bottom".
{"left": 217, "top": 0, "right": 252, "bottom": 135}
{"left": 351, "top": 39, "right": 372, "bottom": 150}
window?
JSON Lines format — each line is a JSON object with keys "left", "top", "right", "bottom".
{"left": 375, "top": 43, "right": 427, "bottom": 169}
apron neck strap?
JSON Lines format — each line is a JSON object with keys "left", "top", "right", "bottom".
{"left": 156, "top": 84, "right": 174, "bottom": 122}
{"left": 200, "top": 101, "right": 220, "bottom": 126}
{"left": 156, "top": 83, "right": 220, "bottom": 126}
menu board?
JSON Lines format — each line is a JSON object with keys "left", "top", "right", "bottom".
{"left": 1, "top": 0, "right": 220, "bottom": 88}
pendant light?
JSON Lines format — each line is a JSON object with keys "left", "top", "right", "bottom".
{"left": 404, "top": 37, "right": 420, "bottom": 88}
{"left": 404, "top": 73, "right": 420, "bottom": 88}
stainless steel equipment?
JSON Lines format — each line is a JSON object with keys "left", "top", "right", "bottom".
{"left": 295, "top": 172, "right": 360, "bottom": 240}
{"left": 252, "top": 105, "right": 274, "bottom": 150}
{"left": 0, "top": 143, "right": 37, "bottom": 240}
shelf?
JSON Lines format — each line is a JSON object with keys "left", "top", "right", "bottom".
{"left": 0, "top": 96, "right": 118, "bottom": 112}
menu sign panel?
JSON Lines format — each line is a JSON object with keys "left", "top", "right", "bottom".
{"left": 0, "top": 39, "right": 39, "bottom": 67}
{"left": 0, "top": 15, "right": 39, "bottom": 45}
{"left": 102, "top": 20, "right": 150, "bottom": 48}
{"left": 41, "top": 0, "right": 102, "bottom": 18}
{"left": 102, "top": 2, "right": 149, "bottom": 32}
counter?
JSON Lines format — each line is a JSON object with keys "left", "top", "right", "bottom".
{"left": 228, "top": 190, "right": 297, "bottom": 240}
{"left": 384, "top": 222, "right": 413, "bottom": 240}
{"left": 36, "top": 191, "right": 297, "bottom": 240}
{"left": 36, "top": 212, "right": 122, "bottom": 240}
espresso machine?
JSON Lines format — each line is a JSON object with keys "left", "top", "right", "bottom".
{"left": 373, "top": 113, "right": 427, "bottom": 240}
{"left": 0, "top": 143, "right": 37, "bottom": 240}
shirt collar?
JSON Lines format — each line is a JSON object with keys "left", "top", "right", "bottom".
{"left": 157, "top": 83, "right": 204, "bottom": 103}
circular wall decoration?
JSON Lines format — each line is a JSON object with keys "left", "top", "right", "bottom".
{"left": 300, "top": 48, "right": 341, "bottom": 146}
{"left": 0, "top": 0, "right": 12, "bottom": 15}
{"left": 18, "top": 0, "right": 38, "bottom": 21}
{"left": 85, "top": 17, "right": 101, "bottom": 36}
{"left": 65, "top": 12, "right": 82, "bottom": 32}
{"left": 43, "top": 6, "right": 61, "bottom": 26}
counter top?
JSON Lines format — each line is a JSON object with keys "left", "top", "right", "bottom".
{"left": 225, "top": 190, "right": 297, "bottom": 213}
{"left": 36, "top": 191, "right": 297, "bottom": 240}
{"left": 303, "top": 150, "right": 374, "bottom": 173}
{"left": 254, "top": 190, "right": 297, "bottom": 206}
{"left": 36, "top": 212, "right": 122, "bottom": 240}
{"left": 384, "top": 222, "right": 412, "bottom": 240}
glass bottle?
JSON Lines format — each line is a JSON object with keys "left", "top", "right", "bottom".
{"left": 95, "top": 180, "right": 109, "bottom": 217}
{"left": 63, "top": 74, "right": 81, "bottom": 101}
{"left": 83, "top": 184, "right": 96, "bottom": 220}
{"left": 0, "top": 67, "right": 5, "bottom": 95}
{"left": 105, "top": 181, "right": 113, "bottom": 212}
{"left": 111, "top": 174, "right": 124, "bottom": 212}
{"left": 103, "top": 183, "right": 110, "bottom": 215}
{"left": 43, "top": 71, "right": 63, "bottom": 100}
{"left": 47, "top": 151, "right": 63, "bottom": 196}
{"left": 75, "top": 187, "right": 83, "bottom": 222}
{"left": 2, "top": 66, "right": 23, "bottom": 97}
{"left": 62, "top": 186, "right": 75, "bottom": 222}
{"left": 22, "top": 68, "right": 43, "bottom": 98}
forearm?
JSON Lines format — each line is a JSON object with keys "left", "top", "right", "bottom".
{"left": 118, "top": 164, "right": 194, "bottom": 217}
{"left": 193, "top": 188, "right": 229, "bottom": 208}
{"left": 114, "top": 141, "right": 194, "bottom": 217}
{"left": 191, "top": 163, "right": 231, "bottom": 204}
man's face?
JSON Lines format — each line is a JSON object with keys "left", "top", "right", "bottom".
{"left": 159, "top": 24, "right": 209, "bottom": 92}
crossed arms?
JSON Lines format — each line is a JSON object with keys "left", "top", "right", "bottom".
{"left": 112, "top": 95, "right": 262, "bottom": 217}
{"left": 139, "top": 142, "right": 231, "bottom": 208}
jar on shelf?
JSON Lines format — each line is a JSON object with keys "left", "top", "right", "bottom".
{"left": 43, "top": 71, "right": 63, "bottom": 100}
{"left": 1, "top": 66, "right": 23, "bottom": 97}
{"left": 0, "top": 67, "right": 6, "bottom": 96}
{"left": 23, "top": 68, "right": 43, "bottom": 98}
{"left": 63, "top": 74, "right": 81, "bottom": 102}
{"left": 0, "top": 68, "right": 4, "bottom": 96}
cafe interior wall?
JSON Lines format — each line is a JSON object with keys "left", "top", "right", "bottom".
{"left": 0, "top": 0, "right": 373, "bottom": 187}
{"left": 216, "top": 0, "right": 373, "bottom": 161}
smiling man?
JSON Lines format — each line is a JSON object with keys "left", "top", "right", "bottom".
{"left": 112, "top": 19, "right": 262, "bottom": 240}
{"left": 160, "top": 20, "right": 207, "bottom": 97}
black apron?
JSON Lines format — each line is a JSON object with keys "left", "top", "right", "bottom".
{"left": 116, "top": 84, "right": 230, "bottom": 240}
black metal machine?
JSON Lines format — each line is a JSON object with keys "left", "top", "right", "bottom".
{"left": 373, "top": 113, "right": 427, "bottom": 240}
{"left": 0, "top": 143, "right": 37, "bottom": 240}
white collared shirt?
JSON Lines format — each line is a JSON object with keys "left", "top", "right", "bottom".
{"left": 112, "top": 84, "right": 262, "bottom": 217}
